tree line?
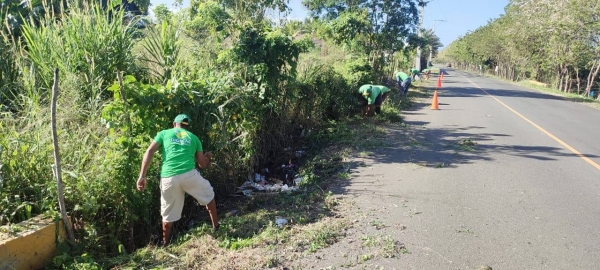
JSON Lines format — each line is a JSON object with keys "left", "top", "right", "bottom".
{"left": 440, "top": 0, "right": 600, "bottom": 98}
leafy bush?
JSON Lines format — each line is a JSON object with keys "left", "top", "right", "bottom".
{"left": 0, "top": 0, "right": 404, "bottom": 262}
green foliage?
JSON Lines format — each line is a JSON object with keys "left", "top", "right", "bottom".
{"left": 140, "top": 21, "right": 181, "bottom": 83}
{"left": 52, "top": 253, "right": 102, "bottom": 270}
{"left": 186, "top": 0, "right": 231, "bottom": 39}
{"left": 19, "top": 1, "right": 138, "bottom": 103}
{"left": 0, "top": 0, "right": 411, "bottom": 265}
{"left": 0, "top": 42, "right": 20, "bottom": 109}
{"left": 152, "top": 4, "right": 173, "bottom": 24}
{"left": 128, "top": 0, "right": 150, "bottom": 14}
{"left": 305, "top": 0, "right": 419, "bottom": 74}
{"left": 441, "top": 0, "right": 600, "bottom": 95}
{"left": 212, "top": 0, "right": 288, "bottom": 23}
{"left": 328, "top": 10, "right": 369, "bottom": 46}
{"left": 342, "top": 56, "right": 375, "bottom": 86}
{"left": 231, "top": 25, "right": 309, "bottom": 87}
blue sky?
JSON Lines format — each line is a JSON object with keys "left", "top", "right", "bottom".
{"left": 150, "top": 0, "right": 509, "bottom": 48}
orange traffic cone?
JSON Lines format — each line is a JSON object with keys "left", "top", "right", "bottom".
{"left": 436, "top": 76, "right": 442, "bottom": 89}
{"left": 431, "top": 90, "right": 440, "bottom": 110}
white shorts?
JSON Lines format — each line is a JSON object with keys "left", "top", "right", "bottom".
{"left": 160, "top": 169, "right": 215, "bottom": 222}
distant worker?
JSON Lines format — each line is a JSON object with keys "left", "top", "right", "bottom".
{"left": 396, "top": 71, "right": 412, "bottom": 95}
{"left": 410, "top": 67, "right": 420, "bottom": 81}
{"left": 136, "top": 114, "right": 219, "bottom": 246}
{"left": 422, "top": 68, "right": 431, "bottom": 80}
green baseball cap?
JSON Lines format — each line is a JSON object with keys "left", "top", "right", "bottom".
{"left": 174, "top": 114, "right": 190, "bottom": 125}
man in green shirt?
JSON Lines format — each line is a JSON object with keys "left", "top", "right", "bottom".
{"left": 410, "top": 68, "right": 420, "bottom": 80}
{"left": 396, "top": 71, "right": 412, "bottom": 95}
{"left": 358, "top": 84, "right": 390, "bottom": 116}
{"left": 137, "top": 114, "right": 219, "bottom": 246}
{"left": 358, "top": 84, "right": 378, "bottom": 116}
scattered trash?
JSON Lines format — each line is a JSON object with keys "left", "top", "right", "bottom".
{"left": 236, "top": 147, "right": 309, "bottom": 197}
{"left": 294, "top": 176, "right": 305, "bottom": 185}
{"left": 237, "top": 179, "right": 300, "bottom": 197}
{"left": 275, "top": 217, "right": 288, "bottom": 228}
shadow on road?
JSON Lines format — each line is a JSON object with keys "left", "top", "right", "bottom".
{"left": 440, "top": 70, "right": 599, "bottom": 104}
{"left": 343, "top": 98, "right": 599, "bottom": 174}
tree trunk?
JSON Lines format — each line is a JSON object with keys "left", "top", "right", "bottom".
{"left": 564, "top": 67, "right": 570, "bottom": 92}
{"left": 576, "top": 68, "right": 580, "bottom": 94}
{"left": 585, "top": 60, "right": 600, "bottom": 96}
{"left": 585, "top": 61, "right": 596, "bottom": 97}
{"left": 557, "top": 67, "right": 563, "bottom": 91}
{"left": 51, "top": 68, "right": 76, "bottom": 245}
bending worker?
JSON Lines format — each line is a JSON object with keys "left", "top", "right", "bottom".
{"left": 410, "top": 67, "right": 420, "bottom": 80}
{"left": 358, "top": 84, "right": 390, "bottom": 116}
{"left": 396, "top": 71, "right": 412, "bottom": 95}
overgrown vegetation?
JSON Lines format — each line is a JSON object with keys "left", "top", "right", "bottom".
{"left": 439, "top": 0, "right": 600, "bottom": 99}
{"left": 0, "top": 0, "right": 438, "bottom": 267}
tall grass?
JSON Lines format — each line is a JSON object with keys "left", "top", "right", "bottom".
{"left": 0, "top": 0, "right": 405, "bottom": 264}
{"left": 140, "top": 21, "right": 181, "bottom": 83}
{"left": 19, "top": 0, "right": 138, "bottom": 106}
{"left": 0, "top": 1, "right": 146, "bottom": 254}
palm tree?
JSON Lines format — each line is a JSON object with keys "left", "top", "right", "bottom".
{"left": 422, "top": 29, "right": 443, "bottom": 66}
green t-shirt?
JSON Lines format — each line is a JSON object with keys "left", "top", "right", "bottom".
{"left": 358, "top": 84, "right": 381, "bottom": 105}
{"left": 358, "top": 84, "right": 372, "bottom": 94}
{"left": 396, "top": 72, "right": 409, "bottom": 81}
{"left": 410, "top": 68, "right": 419, "bottom": 75}
{"left": 154, "top": 128, "right": 203, "bottom": 177}
{"left": 374, "top": 85, "right": 390, "bottom": 95}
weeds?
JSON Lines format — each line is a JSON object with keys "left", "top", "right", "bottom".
{"left": 1, "top": 0, "right": 418, "bottom": 267}
{"left": 457, "top": 139, "right": 477, "bottom": 151}
{"left": 369, "top": 220, "right": 386, "bottom": 230}
{"left": 360, "top": 234, "right": 406, "bottom": 259}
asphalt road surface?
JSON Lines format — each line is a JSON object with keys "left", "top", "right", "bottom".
{"left": 300, "top": 69, "right": 600, "bottom": 270}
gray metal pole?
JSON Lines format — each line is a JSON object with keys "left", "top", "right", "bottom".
{"left": 428, "top": 19, "right": 446, "bottom": 65}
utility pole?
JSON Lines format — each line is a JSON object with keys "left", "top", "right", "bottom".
{"left": 415, "top": 1, "right": 428, "bottom": 71}
{"left": 428, "top": 19, "right": 446, "bottom": 65}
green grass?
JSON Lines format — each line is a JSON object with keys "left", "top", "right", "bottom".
{"left": 478, "top": 72, "right": 600, "bottom": 110}
{"left": 517, "top": 80, "right": 600, "bottom": 109}
{"left": 360, "top": 234, "right": 407, "bottom": 259}
{"left": 369, "top": 220, "right": 386, "bottom": 230}
{"left": 63, "top": 72, "right": 424, "bottom": 269}
{"left": 98, "top": 117, "right": 392, "bottom": 269}
{"left": 360, "top": 253, "right": 374, "bottom": 262}
{"left": 457, "top": 139, "right": 476, "bottom": 151}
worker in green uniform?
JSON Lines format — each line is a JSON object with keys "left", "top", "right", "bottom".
{"left": 396, "top": 71, "right": 412, "bottom": 95}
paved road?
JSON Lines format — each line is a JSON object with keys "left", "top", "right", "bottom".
{"left": 300, "top": 69, "right": 600, "bottom": 269}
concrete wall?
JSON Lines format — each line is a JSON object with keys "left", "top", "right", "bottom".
{"left": 0, "top": 216, "right": 67, "bottom": 270}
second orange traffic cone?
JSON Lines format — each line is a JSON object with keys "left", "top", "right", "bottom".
{"left": 431, "top": 90, "right": 440, "bottom": 110}
{"left": 436, "top": 76, "right": 442, "bottom": 89}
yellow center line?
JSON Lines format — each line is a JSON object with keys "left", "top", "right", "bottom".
{"left": 463, "top": 76, "right": 600, "bottom": 171}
